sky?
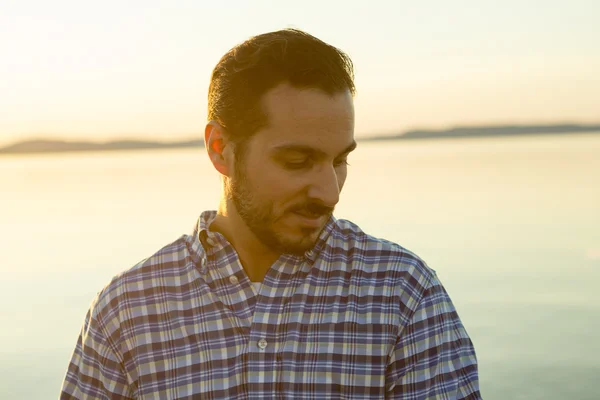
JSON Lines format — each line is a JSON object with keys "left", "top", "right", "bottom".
{"left": 1, "top": 0, "right": 599, "bottom": 146}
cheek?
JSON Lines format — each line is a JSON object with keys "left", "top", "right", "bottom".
{"left": 256, "top": 164, "right": 305, "bottom": 202}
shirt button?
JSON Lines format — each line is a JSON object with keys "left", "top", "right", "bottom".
{"left": 257, "top": 338, "right": 268, "bottom": 350}
{"left": 229, "top": 275, "right": 239, "bottom": 284}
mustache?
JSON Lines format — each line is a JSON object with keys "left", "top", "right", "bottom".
{"left": 289, "top": 202, "right": 334, "bottom": 216}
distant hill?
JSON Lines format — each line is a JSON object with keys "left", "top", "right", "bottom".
{"left": 0, "top": 138, "right": 204, "bottom": 155}
{"left": 1, "top": 124, "right": 599, "bottom": 155}
{"left": 367, "top": 124, "right": 600, "bottom": 141}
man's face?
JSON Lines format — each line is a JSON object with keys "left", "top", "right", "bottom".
{"left": 228, "top": 83, "right": 355, "bottom": 255}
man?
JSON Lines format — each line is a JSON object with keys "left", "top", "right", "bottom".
{"left": 61, "top": 29, "right": 481, "bottom": 399}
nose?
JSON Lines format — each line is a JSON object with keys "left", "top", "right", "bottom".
{"left": 307, "top": 164, "right": 340, "bottom": 208}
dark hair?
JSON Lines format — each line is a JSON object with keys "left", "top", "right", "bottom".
{"left": 207, "top": 29, "right": 355, "bottom": 148}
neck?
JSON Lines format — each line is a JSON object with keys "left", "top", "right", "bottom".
{"left": 210, "top": 197, "right": 280, "bottom": 282}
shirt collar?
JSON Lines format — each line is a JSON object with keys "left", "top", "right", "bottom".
{"left": 188, "top": 210, "right": 336, "bottom": 274}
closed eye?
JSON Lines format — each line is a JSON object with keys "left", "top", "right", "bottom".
{"left": 333, "top": 158, "right": 350, "bottom": 167}
{"left": 284, "top": 159, "right": 313, "bottom": 170}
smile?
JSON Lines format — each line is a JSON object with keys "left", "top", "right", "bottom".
{"left": 291, "top": 211, "right": 324, "bottom": 228}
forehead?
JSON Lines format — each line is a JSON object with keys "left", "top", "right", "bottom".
{"left": 253, "top": 83, "right": 355, "bottom": 154}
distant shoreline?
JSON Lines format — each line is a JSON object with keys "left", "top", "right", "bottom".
{"left": 2, "top": 124, "right": 599, "bottom": 155}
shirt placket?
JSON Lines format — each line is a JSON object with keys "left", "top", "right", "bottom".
{"left": 207, "top": 255, "right": 256, "bottom": 331}
{"left": 247, "top": 255, "right": 310, "bottom": 398}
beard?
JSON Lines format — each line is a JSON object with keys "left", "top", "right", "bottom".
{"left": 228, "top": 161, "right": 334, "bottom": 256}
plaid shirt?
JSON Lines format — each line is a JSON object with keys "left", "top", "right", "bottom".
{"left": 61, "top": 211, "right": 481, "bottom": 399}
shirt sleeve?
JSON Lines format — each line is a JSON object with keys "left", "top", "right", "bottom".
{"left": 385, "top": 278, "right": 481, "bottom": 399}
{"left": 60, "top": 304, "right": 134, "bottom": 399}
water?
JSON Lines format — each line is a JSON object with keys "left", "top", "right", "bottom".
{"left": 1, "top": 134, "right": 599, "bottom": 399}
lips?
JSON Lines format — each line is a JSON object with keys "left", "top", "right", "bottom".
{"left": 294, "top": 210, "right": 322, "bottom": 219}
{"left": 291, "top": 211, "right": 324, "bottom": 227}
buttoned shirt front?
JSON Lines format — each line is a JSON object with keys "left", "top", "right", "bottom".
{"left": 61, "top": 211, "right": 481, "bottom": 399}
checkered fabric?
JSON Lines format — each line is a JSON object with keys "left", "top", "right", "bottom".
{"left": 61, "top": 210, "right": 481, "bottom": 399}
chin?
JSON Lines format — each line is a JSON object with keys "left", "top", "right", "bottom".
{"left": 276, "top": 229, "right": 321, "bottom": 255}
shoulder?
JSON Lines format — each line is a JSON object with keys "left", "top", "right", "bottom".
{"left": 89, "top": 235, "right": 197, "bottom": 326}
{"left": 330, "top": 218, "right": 438, "bottom": 303}
{"left": 332, "top": 218, "right": 435, "bottom": 276}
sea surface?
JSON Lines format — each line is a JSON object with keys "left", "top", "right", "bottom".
{"left": 1, "top": 134, "right": 599, "bottom": 399}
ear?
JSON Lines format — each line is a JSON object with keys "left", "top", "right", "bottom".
{"left": 204, "top": 121, "right": 233, "bottom": 176}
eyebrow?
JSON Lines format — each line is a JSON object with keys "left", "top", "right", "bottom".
{"left": 273, "top": 140, "right": 357, "bottom": 159}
